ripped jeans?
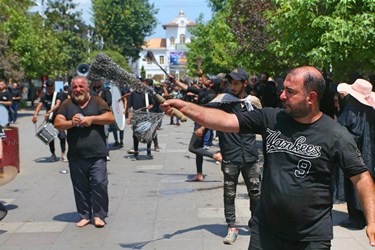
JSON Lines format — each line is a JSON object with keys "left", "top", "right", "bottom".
{"left": 221, "top": 160, "right": 261, "bottom": 228}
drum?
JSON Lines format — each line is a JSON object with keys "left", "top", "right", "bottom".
{"left": 0, "top": 127, "right": 19, "bottom": 186}
{"left": 0, "top": 104, "right": 9, "bottom": 126}
{"left": 110, "top": 84, "right": 125, "bottom": 130}
{"left": 35, "top": 122, "right": 58, "bottom": 145}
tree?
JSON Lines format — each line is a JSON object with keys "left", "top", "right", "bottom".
{"left": 44, "top": 0, "right": 89, "bottom": 75}
{"left": 92, "top": 0, "right": 158, "bottom": 61}
{"left": 267, "top": 0, "right": 375, "bottom": 81}
{"left": 186, "top": 12, "right": 239, "bottom": 76}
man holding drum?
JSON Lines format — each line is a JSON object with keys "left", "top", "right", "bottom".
{"left": 32, "top": 80, "right": 66, "bottom": 162}
{"left": 54, "top": 76, "right": 114, "bottom": 228}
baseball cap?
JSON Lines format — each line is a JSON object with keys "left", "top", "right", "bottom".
{"left": 206, "top": 74, "right": 222, "bottom": 86}
{"left": 227, "top": 68, "right": 249, "bottom": 81}
{"left": 45, "top": 79, "right": 54, "bottom": 87}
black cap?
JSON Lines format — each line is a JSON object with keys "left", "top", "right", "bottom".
{"left": 206, "top": 74, "right": 221, "bottom": 86}
{"left": 227, "top": 68, "right": 249, "bottom": 81}
{"left": 144, "top": 78, "right": 154, "bottom": 85}
{"left": 45, "top": 79, "right": 54, "bottom": 87}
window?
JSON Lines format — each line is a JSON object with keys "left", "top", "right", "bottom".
{"left": 159, "top": 56, "right": 164, "bottom": 65}
{"left": 180, "top": 34, "right": 185, "bottom": 44}
{"left": 170, "top": 36, "right": 175, "bottom": 46}
{"left": 147, "top": 74, "right": 152, "bottom": 79}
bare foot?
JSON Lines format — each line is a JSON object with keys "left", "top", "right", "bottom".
{"left": 213, "top": 152, "right": 222, "bottom": 162}
{"left": 76, "top": 219, "right": 90, "bottom": 227}
{"left": 94, "top": 217, "right": 106, "bottom": 228}
{"left": 187, "top": 174, "right": 204, "bottom": 182}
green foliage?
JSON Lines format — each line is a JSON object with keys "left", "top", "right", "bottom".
{"left": 187, "top": 11, "right": 239, "bottom": 75}
{"left": 140, "top": 65, "right": 146, "bottom": 79}
{"left": 268, "top": 0, "right": 375, "bottom": 80}
{"left": 92, "top": 0, "right": 158, "bottom": 61}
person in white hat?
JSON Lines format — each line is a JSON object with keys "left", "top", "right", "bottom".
{"left": 337, "top": 78, "right": 375, "bottom": 229}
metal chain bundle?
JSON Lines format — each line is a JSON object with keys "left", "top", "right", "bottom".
{"left": 131, "top": 109, "right": 164, "bottom": 143}
{"left": 87, "top": 53, "right": 147, "bottom": 93}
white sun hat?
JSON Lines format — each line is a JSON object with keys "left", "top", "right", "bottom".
{"left": 337, "top": 78, "right": 375, "bottom": 107}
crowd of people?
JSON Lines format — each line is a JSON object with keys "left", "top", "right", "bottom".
{"left": 0, "top": 64, "right": 374, "bottom": 249}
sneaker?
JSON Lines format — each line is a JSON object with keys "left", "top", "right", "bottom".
{"left": 147, "top": 153, "right": 153, "bottom": 158}
{"left": 50, "top": 154, "right": 58, "bottom": 162}
{"left": 112, "top": 142, "right": 120, "bottom": 147}
{"left": 223, "top": 227, "right": 238, "bottom": 245}
{"left": 154, "top": 145, "right": 161, "bottom": 152}
{"left": 106, "top": 156, "right": 111, "bottom": 161}
{"left": 128, "top": 149, "right": 135, "bottom": 154}
{"left": 59, "top": 169, "right": 69, "bottom": 174}
{"left": 203, "top": 145, "right": 210, "bottom": 150}
{"left": 120, "top": 141, "right": 124, "bottom": 147}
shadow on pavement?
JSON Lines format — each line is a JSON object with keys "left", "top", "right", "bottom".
{"left": 53, "top": 212, "right": 78, "bottom": 223}
{"left": 119, "top": 223, "right": 239, "bottom": 249}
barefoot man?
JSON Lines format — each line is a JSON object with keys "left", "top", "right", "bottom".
{"left": 54, "top": 76, "right": 114, "bottom": 228}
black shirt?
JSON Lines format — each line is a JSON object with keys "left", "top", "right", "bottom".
{"left": 128, "top": 91, "right": 154, "bottom": 111}
{"left": 236, "top": 108, "right": 367, "bottom": 241}
{"left": 56, "top": 96, "right": 110, "bottom": 160}
{"left": 9, "top": 87, "right": 21, "bottom": 104}
{"left": 208, "top": 100, "right": 258, "bottom": 163}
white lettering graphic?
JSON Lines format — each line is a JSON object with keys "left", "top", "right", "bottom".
{"left": 266, "top": 128, "right": 321, "bottom": 159}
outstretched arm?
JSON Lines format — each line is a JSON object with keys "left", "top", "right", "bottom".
{"left": 162, "top": 99, "right": 239, "bottom": 133}
{"left": 351, "top": 171, "right": 375, "bottom": 246}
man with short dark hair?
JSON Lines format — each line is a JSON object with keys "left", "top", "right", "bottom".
{"left": 163, "top": 66, "right": 375, "bottom": 249}
{"left": 208, "top": 68, "right": 262, "bottom": 245}
{"left": 32, "top": 80, "right": 64, "bottom": 162}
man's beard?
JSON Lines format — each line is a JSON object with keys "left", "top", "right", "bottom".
{"left": 283, "top": 100, "right": 310, "bottom": 118}
{"left": 72, "top": 92, "right": 89, "bottom": 103}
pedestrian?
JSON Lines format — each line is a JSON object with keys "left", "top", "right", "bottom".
{"left": 172, "top": 70, "right": 217, "bottom": 181}
{"left": 163, "top": 66, "right": 375, "bottom": 249}
{"left": 126, "top": 79, "right": 155, "bottom": 159}
{"left": 209, "top": 68, "right": 262, "bottom": 245}
{"left": 54, "top": 76, "right": 114, "bottom": 228}
{"left": 9, "top": 81, "right": 21, "bottom": 124}
{"left": 0, "top": 125, "right": 7, "bottom": 221}
{"left": 32, "top": 80, "right": 64, "bottom": 162}
{"left": 337, "top": 78, "right": 375, "bottom": 230}
{"left": 0, "top": 80, "right": 12, "bottom": 126}
{"left": 91, "top": 78, "right": 112, "bottom": 160}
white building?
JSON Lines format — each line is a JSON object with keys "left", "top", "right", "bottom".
{"left": 133, "top": 10, "right": 196, "bottom": 81}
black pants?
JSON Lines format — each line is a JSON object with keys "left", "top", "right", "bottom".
{"left": 48, "top": 131, "right": 66, "bottom": 155}
{"left": 69, "top": 157, "right": 109, "bottom": 220}
{"left": 221, "top": 161, "right": 261, "bottom": 227}
{"left": 249, "top": 219, "right": 331, "bottom": 250}
{"left": 188, "top": 131, "right": 214, "bottom": 174}
{"left": 133, "top": 132, "right": 151, "bottom": 154}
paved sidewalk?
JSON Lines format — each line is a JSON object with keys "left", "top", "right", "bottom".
{"left": 0, "top": 110, "right": 372, "bottom": 249}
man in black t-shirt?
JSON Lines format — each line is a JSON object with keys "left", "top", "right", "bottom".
{"left": 163, "top": 66, "right": 375, "bottom": 249}
{"left": 9, "top": 81, "right": 21, "bottom": 123}
{"left": 54, "top": 76, "right": 114, "bottom": 228}
{"left": 32, "top": 80, "right": 65, "bottom": 162}
{"left": 126, "top": 81, "right": 155, "bottom": 159}
{"left": 207, "top": 68, "right": 262, "bottom": 245}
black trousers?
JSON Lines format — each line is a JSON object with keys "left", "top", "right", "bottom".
{"left": 249, "top": 219, "right": 331, "bottom": 250}
{"left": 69, "top": 157, "right": 109, "bottom": 220}
{"left": 188, "top": 130, "right": 214, "bottom": 174}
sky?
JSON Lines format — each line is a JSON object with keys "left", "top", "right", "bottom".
{"left": 72, "top": 0, "right": 213, "bottom": 38}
